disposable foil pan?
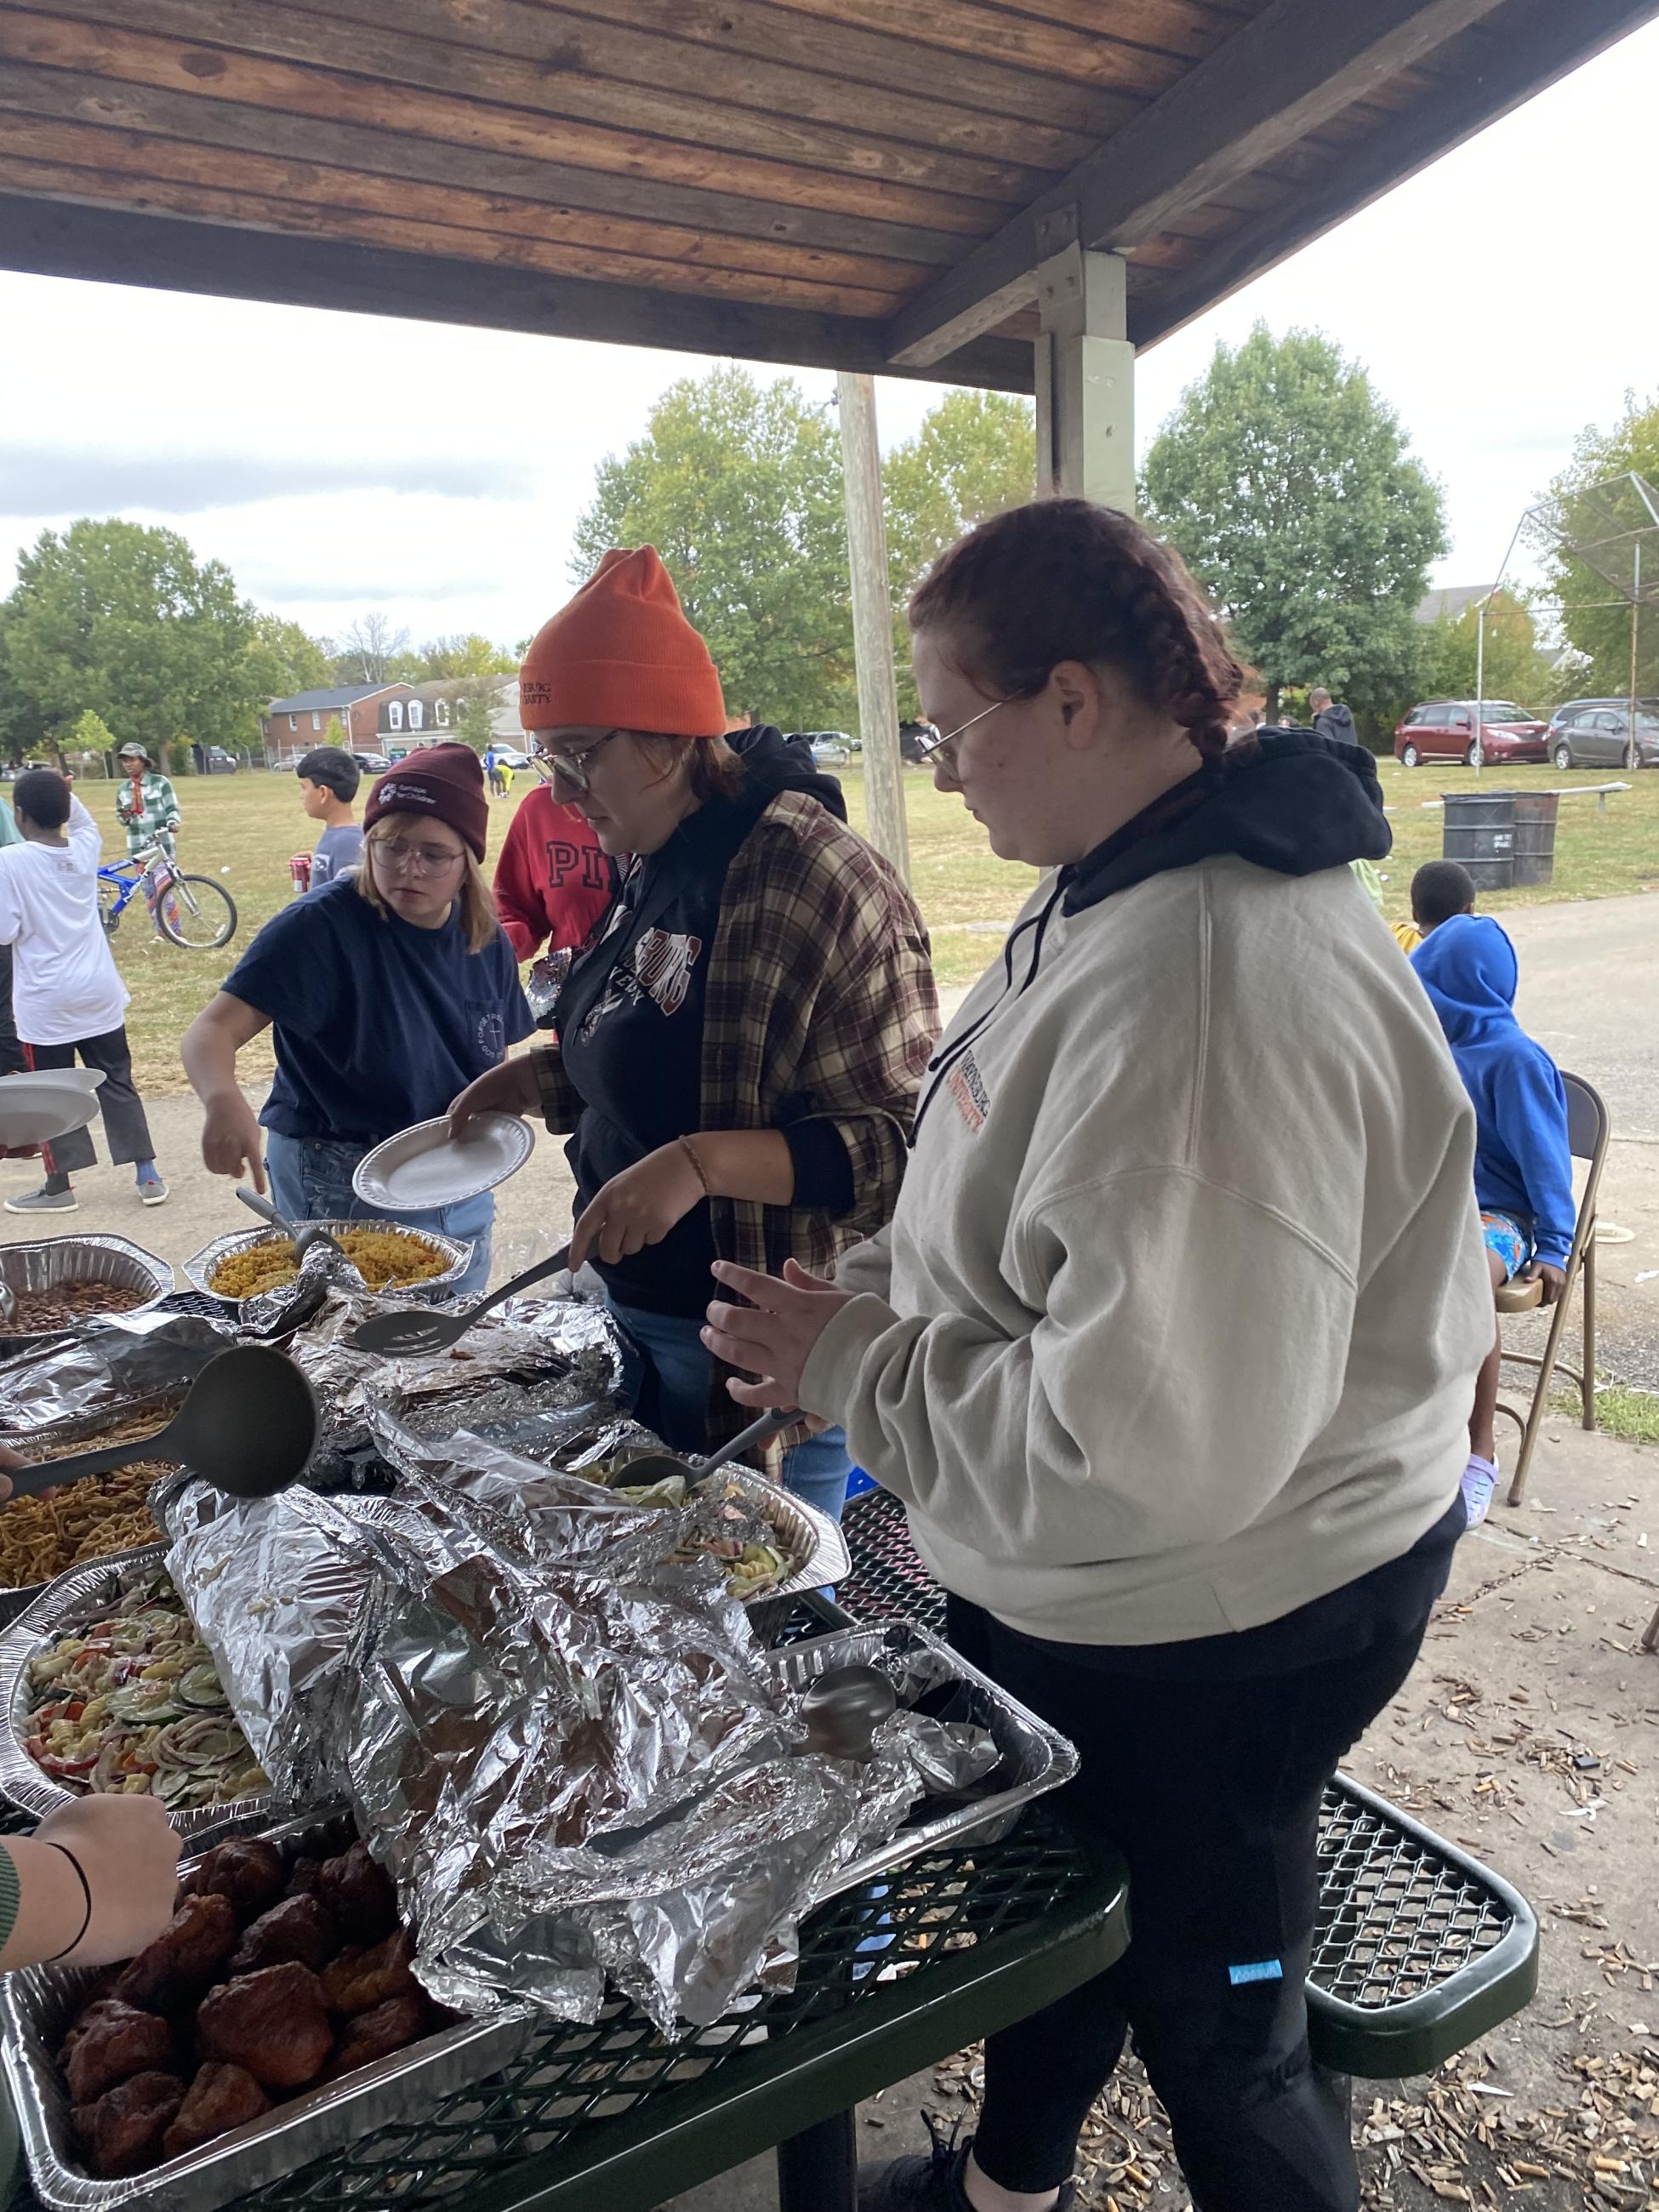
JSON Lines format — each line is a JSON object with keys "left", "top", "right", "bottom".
{"left": 0, "top": 1806, "right": 537, "bottom": 2212}
{"left": 0, "top": 1237, "right": 174, "bottom": 1348}
{"left": 0, "top": 1394, "right": 185, "bottom": 1629}
{"left": 706, "top": 1468, "right": 847, "bottom": 1614}
{"left": 776, "top": 1620, "right": 1079, "bottom": 1893}
{"left": 180, "top": 1222, "right": 471, "bottom": 1308}
{"left": 0, "top": 1544, "right": 281, "bottom": 1842}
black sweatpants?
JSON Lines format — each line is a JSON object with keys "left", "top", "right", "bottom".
{"left": 0, "top": 945, "right": 25, "bottom": 1079}
{"left": 949, "top": 1497, "right": 1462, "bottom": 2211}
{"left": 26, "top": 1029, "right": 156, "bottom": 1176}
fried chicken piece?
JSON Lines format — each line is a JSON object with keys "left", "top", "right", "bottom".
{"left": 113, "top": 1892, "right": 238, "bottom": 2011}
{"left": 62, "top": 2001, "right": 174, "bottom": 2106}
{"left": 316, "top": 1841, "right": 396, "bottom": 1941}
{"left": 188, "top": 1839, "right": 285, "bottom": 1924}
{"left": 327, "top": 1993, "right": 426, "bottom": 2081}
{"left": 283, "top": 1856, "right": 325, "bottom": 1902}
{"left": 73, "top": 2069, "right": 185, "bottom": 2179}
{"left": 197, "top": 1962, "right": 333, "bottom": 2090}
{"left": 161, "top": 2062, "right": 271, "bottom": 2160}
{"left": 320, "top": 1926, "right": 417, "bottom": 2017}
{"left": 230, "top": 1893, "right": 341, "bottom": 1977}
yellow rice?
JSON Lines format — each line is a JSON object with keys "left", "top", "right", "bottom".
{"left": 209, "top": 1226, "right": 449, "bottom": 1300}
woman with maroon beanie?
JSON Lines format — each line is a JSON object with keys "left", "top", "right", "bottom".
{"left": 183, "top": 744, "right": 531, "bottom": 1293}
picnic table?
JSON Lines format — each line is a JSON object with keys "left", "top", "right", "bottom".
{"left": 0, "top": 1609, "right": 1129, "bottom": 2212}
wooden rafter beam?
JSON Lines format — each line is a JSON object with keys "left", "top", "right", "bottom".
{"left": 1126, "top": 0, "right": 1659, "bottom": 353}
{"left": 0, "top": 192, "right": 1035, "bottom": 391}
{"left": 883, "top": 0, "right": 1514, "bottom": 369}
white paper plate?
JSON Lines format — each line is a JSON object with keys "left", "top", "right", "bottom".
{"left": 351, "top": 1112, "right": 534, "bottom": 1210}
{"left": 0, "top": 1073, "right": 105, "bottom": 1146}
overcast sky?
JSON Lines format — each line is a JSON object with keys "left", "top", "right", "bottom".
{"left": 3, "top": 15, "right": 1656, "bottom": 654}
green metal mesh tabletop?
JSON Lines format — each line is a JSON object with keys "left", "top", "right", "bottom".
{"left": 836, "top": 1485, "right": 1537, "bottom": 2079}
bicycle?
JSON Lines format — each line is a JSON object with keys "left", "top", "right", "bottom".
{"left": 98, "top": 842, "right": 238, "bottom": 950}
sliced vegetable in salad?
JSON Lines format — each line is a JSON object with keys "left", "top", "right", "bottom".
{"left": 22, "top": 1566, "right": 268, "bottom": 1808}
{"left": 592, "top": 1461, "right": 800, "bottom": 1598}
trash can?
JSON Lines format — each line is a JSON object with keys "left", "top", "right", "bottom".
{"left": 1441, "top": 792, "right": 1516, "bottom": 892}
{"left": 1508, "top": 790, "right": 1559, "bottom": 887}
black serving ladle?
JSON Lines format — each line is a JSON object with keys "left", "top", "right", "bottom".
{"left": 3, "top": 1345, "right": 320, "bottom": 1502}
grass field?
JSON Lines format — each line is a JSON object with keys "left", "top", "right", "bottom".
{"left": 83, "top": 755, "right": 1659, "bottom": 1097}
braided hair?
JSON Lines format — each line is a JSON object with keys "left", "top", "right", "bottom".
{"left": 908, "top": 499, "right": 1242, "bottom": 762}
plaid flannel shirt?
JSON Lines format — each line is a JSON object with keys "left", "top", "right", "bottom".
{"left": 532, "top": 789, "right": 938, "bottom": 1444}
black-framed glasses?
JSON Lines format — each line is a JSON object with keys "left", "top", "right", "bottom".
{"left": 529, "top": 728, "right": 624, "bottom": 795}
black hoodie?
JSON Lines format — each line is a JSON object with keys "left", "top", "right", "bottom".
{"left": 1313, "top": 699, "right": 1359, "bottom": 750}
{"left": 556, "top": 721, "right": 850, "bottom": 1315}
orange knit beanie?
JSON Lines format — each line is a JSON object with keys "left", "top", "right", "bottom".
{"left": 519, "top": 546, "right": 727, "bottom": 738}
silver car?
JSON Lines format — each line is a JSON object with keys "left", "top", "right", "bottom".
{"left": 1547, "top": 698, "right": 1659, "bottom": 769}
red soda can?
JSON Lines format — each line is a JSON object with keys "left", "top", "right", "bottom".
{"left": 288, "top": 851, "right": 313, "bottom": 896}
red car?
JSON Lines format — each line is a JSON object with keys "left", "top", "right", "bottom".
{"left": 1394, "top": 700, "right": 1549, "bottom": 767}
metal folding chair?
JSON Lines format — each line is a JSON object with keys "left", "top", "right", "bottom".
{"left": 1498, "top": 1072, "right": 1609, "bottom": 1507}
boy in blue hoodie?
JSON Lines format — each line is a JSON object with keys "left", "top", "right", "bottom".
{"left": 1411, "top": 910, "right": 1575, "bottom": 1525}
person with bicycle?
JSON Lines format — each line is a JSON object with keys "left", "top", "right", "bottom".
{"left": 114, "top": 744, "right": 180, "bottom": 862}
{"left": 0, "top": 771, "right": 168, "bottom": 1214}
{"left": 181, "top": 744, "right": 529, "bottom": 1294}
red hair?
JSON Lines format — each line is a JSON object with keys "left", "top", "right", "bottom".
{"left": 909, "top": 499, "right": 1242, "bottom": 761}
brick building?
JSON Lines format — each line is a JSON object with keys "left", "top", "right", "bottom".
{"left": 261, "top": 683, "right": 412, "bottom": 765}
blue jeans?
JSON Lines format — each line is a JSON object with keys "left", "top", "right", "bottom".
{"left": 607, "top": 1297, "right": 851, "bottom": 1523}
{"left": 264, "top": 1131, "right": 494, "bottom": 1297}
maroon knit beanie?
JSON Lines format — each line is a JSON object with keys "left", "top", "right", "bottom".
{"left": 363, "top": 744, "right": 489, "bottom": 861}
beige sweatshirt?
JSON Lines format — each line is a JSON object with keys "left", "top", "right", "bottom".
{"left": 801, "top": 855, "right": 1493, "bottom": 1645}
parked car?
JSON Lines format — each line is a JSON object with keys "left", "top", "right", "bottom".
{"left": 493, "top": 748, "right": 533, "bottom": 772}
{"left": 352, "top": 750, "right": 392, "bottom": 774}
{"left": 1544, "top": 698, "right": 1659, "bottom": 770}
{"left": 805, "top": 732, "right": 853, "bottom": 767}
{"left": 205, "top": 746, "right": 239, "bottom": 774}
{"left": 1394, "top": 700, "right": 1549, "bottom": 767}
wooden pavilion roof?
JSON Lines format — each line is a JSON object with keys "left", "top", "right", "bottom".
{"left": 0, "top": 0, "right": 1653, "bottom": 387}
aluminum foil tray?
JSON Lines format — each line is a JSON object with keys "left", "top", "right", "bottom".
{"left": 705, "top": 1468, "right": 848, "bottom": 1611}
{"left": 776, "top": 1619, "right": 1079, "bottom": 1896}
{"left": 0, "top": 1543, "right": 282, "bottom": 1843}
{"left": 0, "top": 1394, "right": 185, "bottom": 1630}
{"left": 180, "top": 1221, "right": 472, "bottom": 1309}
{"left": 0, "top": 1807, "right": 537, "bottom": 2212}
{"left": 0, "top": 1237, "right": 174, "bottom": 1348}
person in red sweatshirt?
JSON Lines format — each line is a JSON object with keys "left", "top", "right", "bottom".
{"left": 491, "top": 779, "right": 613, "bottom": 968}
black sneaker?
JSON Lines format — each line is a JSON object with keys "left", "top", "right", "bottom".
{"left": 859, "top": 2120, "right": 1074, "bottom": 2212}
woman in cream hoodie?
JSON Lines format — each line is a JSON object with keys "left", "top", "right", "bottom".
{"left": 704, "top": 500, "right": 1493, "bottom": 2212}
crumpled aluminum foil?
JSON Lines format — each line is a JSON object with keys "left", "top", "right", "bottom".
{"left": 0, "top": 1315, "right": 231, "bottom": 1436}
{"left": 161, "top": 1408, "right": 961, "bottom": 2039}
{"left": 255, "top": 1289, "right": 630, "bottom": 1488}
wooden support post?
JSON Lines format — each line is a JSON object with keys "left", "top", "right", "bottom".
{"left": 836, "top": 370, "right": 910, "bottom": 882}
{"left": 1035, "top": 244, "right": 1135, "bottom": 513}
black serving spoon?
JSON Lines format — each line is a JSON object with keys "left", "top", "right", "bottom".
{"left": 3, "top": 1345, "right": 320, "bottom": 1502}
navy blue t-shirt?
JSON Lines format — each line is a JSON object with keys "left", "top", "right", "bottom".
{"left": 224, "top": 876, "right": 533, "bottom": 1145}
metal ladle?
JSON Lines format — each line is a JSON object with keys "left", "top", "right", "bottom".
{"left": 609, "top": 1406, "right": 800, "bottom": 1492}
{"left": 235, "top": 1186, "right": 345, "bottom": 1265}
{"left": 3, "top": 1344, "right": 320, "bottom": 1501}
{"left": 346, "top": 1245, "right": 573, "bottom": 1357}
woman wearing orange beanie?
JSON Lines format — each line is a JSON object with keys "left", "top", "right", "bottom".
{"left": 452, "top": 547, "right": 936, "bottom": 1517}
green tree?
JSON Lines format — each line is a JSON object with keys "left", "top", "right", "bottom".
{"left": 65, "top": 707, "right": 117, "bottom": 763}
{"left": 1141, "top": 324, "right": 1446, "bottom": 722}
{"left": 573, "top": 364, "right": 852, "bottom": 731}
{"left": 1537, "top": 393, "right": 1659, "bottom": 697}
{"left": 2, "top": 519, "right": 263, "bottom": 752}
{"left": 453, "top": 681, "right": 498, "bottom": 750}
{"left": 415, "top": 633, "right": 516, "bottom": 679}
{"left": 1422, "top": 590, "right": 1569, "bottom": 716}
{"left": 246, "top": 612, "right": 334, "bottom": 707}
{"left": 883, "top": 390, "right": 1035, "bottom": 715}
